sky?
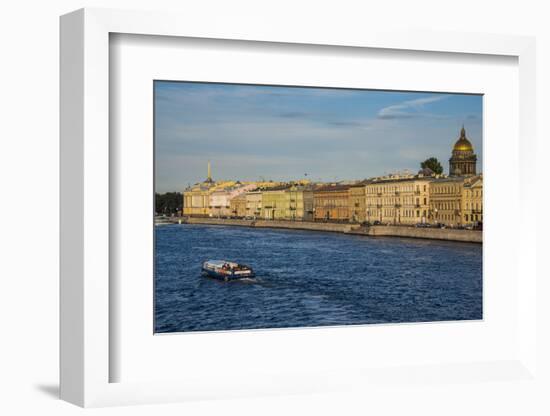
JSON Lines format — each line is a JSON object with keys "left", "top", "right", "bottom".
{"left": 154, "top": 81, "right": 482, "bottom": 193}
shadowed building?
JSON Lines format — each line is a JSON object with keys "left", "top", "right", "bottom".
{"left": 348, "top": 181, "right": 369, "bottom": 223}
{"left": 313, "top": 184, "right": 351, "bottom": 222}
{"left": 449, "top": 126, "right": 477, "bottom": 176}
{"left": 229, "top": 193, "right": 247, "bottom": 218}
{"left": 462, "top": 175, "right": 483, "bottom": 226}
{"left": 429, "top": 176, "right": 465, "bottom": 226}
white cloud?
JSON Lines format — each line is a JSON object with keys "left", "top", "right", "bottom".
{"left": 377, "top": 95, "right": 448, "bottom": 120}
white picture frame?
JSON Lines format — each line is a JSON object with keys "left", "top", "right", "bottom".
{"left": 60, "top": 8, "right": 538, "bottom": 408}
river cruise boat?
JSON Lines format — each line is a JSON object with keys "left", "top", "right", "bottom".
{"left": 201, "top": 260, "right": 255, "bottom": 281}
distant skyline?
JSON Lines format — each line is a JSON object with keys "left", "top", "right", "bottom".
{"left": 155, "top": 81, "right": 482, "bottom": 193}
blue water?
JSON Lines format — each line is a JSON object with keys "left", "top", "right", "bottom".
{"left": 155, "top": 224, "right": 482, "bottom": 333}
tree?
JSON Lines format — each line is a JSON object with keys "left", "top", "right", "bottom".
{"left": 420, "top": 157, "right": 443, "bottom": 175}
{"left": 155, "top": 192, "right": 183, "bottom": 215}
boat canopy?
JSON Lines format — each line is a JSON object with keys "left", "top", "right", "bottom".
{"left": 205, "top": 260, "right": 239, "bottom": 268}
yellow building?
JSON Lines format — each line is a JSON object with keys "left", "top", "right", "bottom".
{"left": 429, "top": 177, "right": 465, "bottom": 226}
{"left": 426, "top": 128, "right": 482, "bottom": 227}
{"left": 365, "top": 175, "right": 432, "bottom": 225}
{"left": 461, "top": 175, "right": 483, "bottom": 226}
{"left": 261, "top": 185, "right": 314, "bottom": 221}
{"left": 183, "top": 187, "right": 212, "bottom": 217}
{"left": 183, "top": 161, "right": 282, "bottom": 217}
{"left": 182, "top": 161, "right": 240, "bottom": 217}
{"left": 245, "top": 191, "right": 262, "bottom": 219}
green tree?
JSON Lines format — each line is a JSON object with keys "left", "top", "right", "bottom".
{"left": 420, "top": 157, "right": 443, "bottom": 175}
{"left": 155, "top": 192, "right": 183, "bottom": 215}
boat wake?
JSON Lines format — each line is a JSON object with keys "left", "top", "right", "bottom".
{"left": 234, "top": 277, "right": 258, "bottom": 284}
{"left": 199, "top": 274, "right": 262, "bottom": 285}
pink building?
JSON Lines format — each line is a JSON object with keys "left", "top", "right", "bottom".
{"left": 209, "top": 184, "right": 257, "bottom": 217}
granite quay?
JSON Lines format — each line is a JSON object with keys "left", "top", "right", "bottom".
{"left": 159, "top": 217, "right": 481, "bottom": 243}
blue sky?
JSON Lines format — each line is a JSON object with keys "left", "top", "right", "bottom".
{"left": 155, "top": 81, "right": 482, "bottom": 192}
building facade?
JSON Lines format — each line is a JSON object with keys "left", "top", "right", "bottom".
{"left": 183, "top": 162, "right": 263, "bottom": 217}
{"left": 365, "top": 175, "right": 432, "bottom": 225}
{"left": 183, "top": 162, "right": 223, "bottom": 217}
{"left": 449, "top": 126, "right": 477, "bottom": 176}
{"left": 182, "top": 187, "right": 212, "bottom": 217}
{"left": 313, "top": 185, "right": 351, "bottom": 221}
{"left": 229, "top": 193, "right": 247, "bottom": 218}
{"left": 461, "top": 175, "right": 483, "bottom": 226}
{"left": 245, "top": 191, "right": 262, "bottom": 219}
{"left": 209, "top": 183, "right": 257, "bottom": 218}
{"left": 429, "top": 177, "right": 465, "bottom": 226}
{"left": 261, "top": 185, "right": 313, "bottom": 221}
{"left": 348, "top": 182, "right": 368, "bottom": 223}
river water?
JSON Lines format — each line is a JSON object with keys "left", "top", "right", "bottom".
{"left": 155, "top": 224, "right": 482, "bottom": 333}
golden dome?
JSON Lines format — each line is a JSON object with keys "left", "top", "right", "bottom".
{"left": 453, "top": 126, "right": 474, "bottom": 152}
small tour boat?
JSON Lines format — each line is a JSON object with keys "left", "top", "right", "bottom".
{"left": 201, "top": 260, "right": 255, "bottom": 281}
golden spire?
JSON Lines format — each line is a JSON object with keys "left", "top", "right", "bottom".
{"left": 460, "top": 124, "right": 466, "bottom": 138}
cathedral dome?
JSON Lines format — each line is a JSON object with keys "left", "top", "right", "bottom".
{"left": 449, "top": 126, "right": 477, "bottom": 177}
{"left": 453, "top": 126, "right": 474, "bottom": 152}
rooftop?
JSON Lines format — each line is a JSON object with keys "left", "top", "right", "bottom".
{"left": 314, "top": 184, "right": 352, "bottom": 192}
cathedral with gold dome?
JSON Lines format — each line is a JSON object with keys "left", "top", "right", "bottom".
{"left": 449, "top": 126, "right": 477, "bottom": 176}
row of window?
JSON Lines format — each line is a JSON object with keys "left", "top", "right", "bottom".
{"left": 431, "top": 185, "right": 460, "bottom": 194}
{"left": 366, "top": 184, "right": 428, "bottom": 194}
{"left": 465, "top": 214, "right": 482, "bottom": 221}
{"left": 465, "top": 202, "right": 482, "bottom": 211}
{"left": 369, "top": 209, "right": 427, "bottom": 218}
{"left": 366, "top": 197, "right": 427, "bottom": 206}
{"left": 464, "top": 189, "right": 482, "bottom": 197}
{"left": 316, "top": 199, "right": 348, "bottom": 207}
{"left": 433, "top": 201, "right": 460, "bottom": 211}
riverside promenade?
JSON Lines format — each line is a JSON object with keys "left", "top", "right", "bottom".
{"left": 164, "top": 217, "right": 482, "bottom": 243}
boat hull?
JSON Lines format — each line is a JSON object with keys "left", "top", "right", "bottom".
{"left": 201, "top": 267, "right": 255, "bottom": 281}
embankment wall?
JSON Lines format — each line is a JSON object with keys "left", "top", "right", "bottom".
{"left": 366, "top": 225, "right": 482, "bottom": 243}
{"left": 179, "top": 217, "right": 482, "bottom": 243}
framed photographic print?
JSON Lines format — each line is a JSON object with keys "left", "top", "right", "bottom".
{"left": 153, "top": 81, "right": 483, "bottom": 334}
{"left": 60, "top": 8, "right": 538, "bottom": 408}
